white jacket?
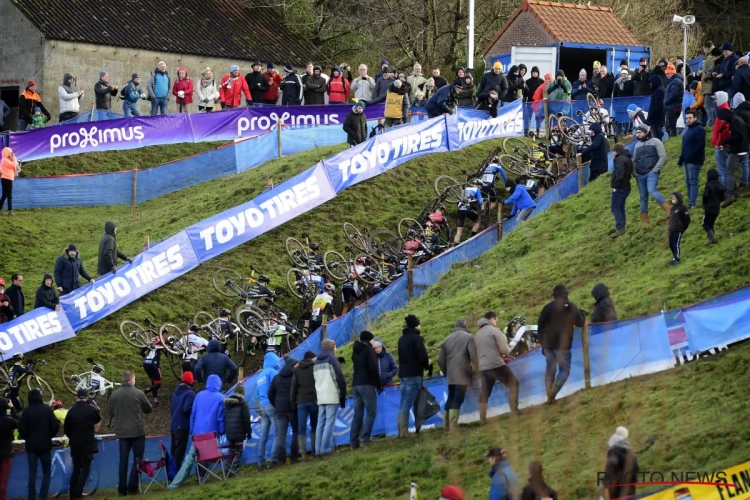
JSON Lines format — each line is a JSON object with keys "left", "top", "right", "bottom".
{"left": 351, "top": 76, "right": 375, "bottom": 101}
{"left": 195, "top": 79, "right": 220, "bottom": 104}
{"left": 58, "top": 85, "right": 80, "bottom": 114}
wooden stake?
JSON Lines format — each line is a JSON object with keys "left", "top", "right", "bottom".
{"left": 582, "top": 322, "right": 591, "bottom": 389}
{"left": 496, "top": 202, "right": 503, "bottom": 242}
{"left": 577, "top": 154, "right": 583, "bottom": 190}
{"left": 131, "top": 168, "right": 138, "bottom": 214}
{"left": 277, "top": 119, "right": 282, "bottom": 158}
{"left": 321, "top": 314, "right": 328, "bottom": 341}
{"left": 407, "top": 255, "right": 414, "bottom": 299}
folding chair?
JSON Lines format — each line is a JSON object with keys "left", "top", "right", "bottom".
{"left": 137, "top": 441, "right": 170, "bottom": 493}
{"left": 193, "top": 432, "right": 242, "bottom": 484}
{"left": 220, "top": 442, "right": 245, "bottom": 479}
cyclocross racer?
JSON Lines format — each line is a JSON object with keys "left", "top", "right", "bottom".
{"left": 453, "top": 180, "right": 484, "bottom": 243}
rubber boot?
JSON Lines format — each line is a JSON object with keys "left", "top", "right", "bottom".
{"left": 449, "top": 409, "right": 460, "bottom": 431}
{"left": 640, "top": 213, "right": 649, "bottom": 224}
{"left": 479, "top": 403, "right": 488, "bottom": 425}
{"left": 298, "top": 436, "right": 308, "bottom": 460}
{"left": 310, "top": 432, "right": 316, "bottom": 457}
{"left": 444, "top": 410, "right": 450, "bottom": 432}
{"left": 706, "top": 229, "right": 716, "bottom": 245}
{"left": 397, "top": 413, "right": 409, "bottom": 438}
{"left": 661, "top": 201, "right": 671, "bottom": 214}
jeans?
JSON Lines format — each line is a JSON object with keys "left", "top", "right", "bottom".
{"left": 18, "top": 119, "right": 29, "bottom": 131}
{"left": 350, "top": 385, "right": 377, "bottom": 446}
{"left": 123, "top": 103, "right": 141, "bottom": 117}
{"left": 315, "top": 404, "right": 339, "bottom": 456}
{"left": 59, "top": 111, "right": 78, "bottom": 122}
{"left": 726, "top": 153, "right": 743, "bottom": 196}
{"left": 635, "top": 171, "right": 665, "bottom": 213}
{"left": 171, "top": 430, "right": 189, "bottom": 470}
{"left": 150, "top": 97, "right": 169, "bottom": 116}
{"left": 543, "top": 349, "right": 572, "bottom": 395}
{"left": 741, "top": 155, "right": 750, "bottom": 187}
{"left": 0, "top": 457, "right": 11, "bottom": 500}
{"left": 683, "top": 163, "right": 702, "bottom": 207}
{"left": 70, "top": 453, "right": 93, "bottom": 499}
{"left": 258, "top": 404, "right": 278, "bottom": 464}
{"left": 445, "top": 384, "right": 468, "bottom": 410}
{"left": 669, "top": 231, "right": 683, "bottom": 262}
{"left": 479, "top": 366, "right": 520, "bottom": 412}
{"left": 714, "top": 148, "right": 728, "bottom": 186}
{"left": 666, "top": 109, "right": 680, "bottom": 137}
{"left": 398, "top": 376, "right": 423, "bottom": 415}
{"left": 276, "top": 412, "right": 299, "bottom": 462}
{"left": 610, "top": 189, "right": 629, "bottom": 230}
{"left": 704, "top": 95, "right": 715, "bottom": 126}
{"left": 517, "top": 207, "right": 535, "bottom": 222}
{"left": 28, "top": 450, "right": 51, "bottom": 500}
{"left": 297, "top": 402, "right": 319, "bottom": 440}
{"left": 118, "top": 435, "right": 145, "bottom": 494}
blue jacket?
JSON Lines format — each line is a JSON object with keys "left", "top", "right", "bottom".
{"left": 488, "top": 461, "right": 521, "bottom": 500}
{"left": 571, "top": 79, "right": 591, "bottom": 100}
{"left": 678, "top": 122, "right": 706, "bottom": 166}
{"left": 646, "top": 75, "right": 665, "bottom": 128}
{"left": 579, "top": 122, "right": 608, "bottom": 174}
{"left": 53, "top": 250, "right": 92, "bottom": 294}
{"left": 123, "top": 81, "right": 142, "bottom": 106}
{"left": 189, "top": 374, "right": 225, "bottom": 436}
{"left": 375, "top": 338, "right": 398, "bottom": 386}
{"left": 719, "top": 52, "right": 739, "bottom": 93}
{"left": 255, "top": 352, "right": 281, "bottom": 407}
{"left": 170, "top": 382, "right": 195, "bottom": 433}
{"left": 425, "top": 84, "right": 454, "bottom": 118}
{"left": 731, "top": 64, "right": 750, "bottom": 102}
{"left": 504, "top": 184, "right": 536, "bottom": 216}
{"left": 460, "top": 186, "right": 484, "bottom": 207}
{"left": 663, "top": 74, "right": 684, "bottom": 110}
{"left": 194, "top": 338, "right": 238, "bottom": 384}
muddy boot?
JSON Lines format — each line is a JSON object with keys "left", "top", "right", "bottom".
{"left": 398, "top": 413, "right": 409, "bottom": 438}
{"left": 661, "top": 201, "right": 671, "bottom": 214}
{"left": 706, "top": 229, "right": 717, "bottom": 245}
{"left": 298, "top": 436, "right": 308, "bottom": 460}
{"left": 444, "top": 410, "right": 451, "bottom": 432}
{"left": 449, "top": 409, "right": 460, "bottom": 431}
{"left": 640, "top": 213, "right": 649, "bottom": 224}
{"left": 479, "top": 403, "right": 488, "bottom": 425}
{"left": 310, "top": 432, "right": 316, "bottom": 457}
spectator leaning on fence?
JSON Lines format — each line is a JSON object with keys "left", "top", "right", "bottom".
{"left": 172, "top": 67, "right": 194, "bottom": 113}
{"left": 246, "top": 61, "right": 269, "bottom": 104}
{"left": 58, "top": 73, "right": 83, "bottom": 122}
{"left": 148, "top": 61, "right": 170, "bottom": 116}
{"left": 34, "top": 274, "right": 60, "bottom": 311}
{"left": 18, "top": 81, "right": 50, "bottom": 131}
{"left": 407, "top": 64, "right": 427, "bottom": 103}
{"left": 122, "top": 74, "right": 147, "bottom": 118}
{"left": 304, "top": 66, "right": 327, "bottom": 105}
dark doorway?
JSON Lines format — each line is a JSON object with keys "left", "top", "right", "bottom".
{"left": 558, "top": 48, "right": 608, "bottom": 85}
{"left": 0, "top": 86, "right": 20, "bottom": 131}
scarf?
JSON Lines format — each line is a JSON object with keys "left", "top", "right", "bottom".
{"left": 616, "top": 75, "right": 630, "bottom": 91}
{"left": 201, "top": 77, "right": 214, "bottom": 89}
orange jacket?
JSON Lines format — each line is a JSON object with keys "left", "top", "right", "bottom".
{"left": 1, "top": 147, "right": 18, "bottom": 181}
{"left": 689, "top": 82, "right": 704, "bottom": 110}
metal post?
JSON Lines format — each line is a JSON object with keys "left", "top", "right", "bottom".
{"left": 582, "top": 322, "right": 591, "bottom": 389}
{"left": 407, "top": 255, "right": 414, "bottom": 299}
{"left": 276, "top": 119, "right": 282, "bottom": 158}
{"left": 682, "top": 25, "right": 688, "bottom": 90}
{"left": 321, "top": 314, "right": 328, "bottom": 341}
{"left": 544, "top": 96, "right": 550, "bottom": 141}
{"left": 577, "top": 154, "right": 583, "bottom": 190}
{"left": 496, "top": 202, "right": 503, "bottom": 242}
{"left": 131, "top": 168, "right": 138, "bottom": 214}
{"left": 467, "top": 0, "right": 475, "bottom": 70}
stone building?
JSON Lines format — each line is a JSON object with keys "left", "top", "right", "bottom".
{"left": 0, "top": 0, "right": 325, "bottom": 128}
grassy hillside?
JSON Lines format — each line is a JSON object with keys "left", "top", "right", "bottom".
{"left": 20, "top": 141, "right": 226, "bottom": 177}
{"left": 148, "top": 342, "right": 750, "bottom": 500}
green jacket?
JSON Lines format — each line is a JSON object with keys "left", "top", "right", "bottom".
{"left": 700, "top": 54, "right": 715, "bottom": 95}
{"left": 546, "top": 78, "right": 572, "bottom": 100}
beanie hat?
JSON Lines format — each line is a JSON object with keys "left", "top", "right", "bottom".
{"left": 360, "top": 330, "right": 375, "bottom": 342}
{"left": 131, "top": 73, "right": 140, "bottom": 80}
{"left": 454, "top": 318, "right": 468, "bottom": 329}
{"left": 234, "top": 384, "right": 245, "bottom": 396}
{"left": 382, "top": 66, "right": 392, "bottom": 74}
{"left": 665, "top": 64, "right": 676, "bottom": 75}
{"left": 405, "top": 314, "right": 420, "bottom": 328}
{"left": 284, "top": 63, "right": 293, "bottom": 73}
{"left": 689, "top": 80, "right": 699, "bottom": 91}
{"left": 733, "top": 92, "right": 746, "bottom": 108}
{"left": 303, "top": 350, "right": 316, "bottom": 360}
{"left": 373, "top": 339, "right": 384, "bottom": 350}
{"left": 556, "top": 70, "right": 565, "bottom": 78}
{"left": 230, "top": 65, "right": 239, "bottom": 72}
{"left": 592, "top": 60, "right": 601, "bottom": 69}
{"left": 34, "top": 106, "right": 41, "bottom": 113}
{"left": 99, "top": 71, "right": 108, "bottom": 78}
{"left": 552, "top": 284, "right": 568, "bottom": 298}
{"left": 67, "top": 243, "right": 78, "bottom": 252}
{"left": 356, "top": 100, "right": 366, "bottom": 109}
{"left": 608, "top": 426, "right": 630, "bottom": 448}
{"left": 620, "top": 58, "right": 628, "bottom": 67}
{"left": 721, "top": 42, "right": 733, "bottom": 51}
{"left": 381, "top": 59, "right": 389, "bottom": 66}
{"left": 579, "top": 69, "right": 587, "bottom": 77}
{"left": 157, "top": 61, "right": 166, "bottom": 67}
{"left": 636, "top": 123, "right": 650, "bottom": 134}
{"left": 492, "top": 61, "right": 503, "bottom": 71}
{"left": 440, "top": 485, "right": 465, "bottom": 500}
{"left": 181, "top": 371, "right": 194, "bottom": 385}
{"left": 313, "top": 65, "right": 322, "bottom": 72}
{"left": 283, "top": 354, "right": 299, "bottom": 366}
{"left": 267, "top": 61, "right": 275, "bottom": 69}
{"left": 715, "top": 90, "right": 729, "bottom": 107}
{"left": 27, "top": 80, "right": 36, "bottom": 87}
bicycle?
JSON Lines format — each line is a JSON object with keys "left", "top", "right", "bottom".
{"left": 234, "top": 305, "right": 300, "bottom": 356}
{"left": 61, "top": 357, "right": 120, "bottom": 402}
{"left": 285, "top": 232, "right": 320, "bottom": 269}
{"left": 191, "top": 307, "right": 248, "bottom": 368}
{"left": 0, "top": 352, "right": 54, "bottom": 405}
{"left": 119, "top": 317, "right": 163, "bottom": 349}
{"left": 34, "top": 441, "right": 100, "bottom": 498}
{"left": 324, "top": 247, "right": 381, "bottom": 285}
{"left": 212, "top": 264, "right": 266, "bottom": 300}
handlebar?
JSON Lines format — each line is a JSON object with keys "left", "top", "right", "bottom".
{"left": 182, "top": 315, "right": 190, "bottom": 323}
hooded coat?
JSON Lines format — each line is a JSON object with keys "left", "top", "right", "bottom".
{"left": 314, "top": 347, "right": 347, "bottom": 406}
{"left": 304, "top": 71, "right": 327, "bottom": 105}
{"left": 455, "top": 75, "right": 475, "bottom": 107}
{"left": 504, "top": 66, "right": 525, "bottom": 102}
{"left": 190, "top": 374, "right": 225, "bottom": 436}
{"left": 668, "top": 192, "right": 691, "bottom": 233}
{"left": 290, "top": 357, "right": 317, "bottom": 407}
{"left": 0, "top": 397, "right": 19, "bottom": 459}
{"left": 731, "top": 63, "right": 750, "bottom": 102}
{"left": 194, "top": 338, "right": 238, "bottom": 384}
{"left": 718, "top": 108, "right": 750, "bottom": 154}
{"left": 34, "top": 274, "right": 59, "bottom": 310}
{"left": 611, "top": 149, "right": 633, "bottom": 192}
{"left": 537, "top": 293, "right": 585, "bottom": 351}
{"left": 268, "top": 361, "right": 296, "bottom": 413}
{"left": 343, "top": 106, "right": 368, "bottom": 146}
{"left": 224, "top": 392, "right": 251, "bottom": 442}
{"left": 438, "top": 326, "right": 476, "bottom": 385}
{"left": 702, "top": 169, "right": 726, "bottom": 215}
{"left": 545, "top": 72, "right": 572, "bottom": 100}
{"left": 0, "top": 147, "right": 17, "bottom": 181}
{"left": 525, "top": 67, "right": 545, "bottom": 102}
{"left": 170, "top": 382, "right": 195, "bottom": 433}
{"left": 172, "top": 67, "right": 194, "bottom": 104}
{"left": 604, "top": 442, "right": 639, "bottom": 500}
{"left": 97, "top": 221, "right": 129, "bottom": 275}
{"left": 18, "top": 389, "right": 59, "bottom": 453}
{"left": 58, "top": 73, "right": 81, "bottom": 114}
{"left": 646, "top": 75, "right": 666, "bottom": 128}
{"left": 54, "top": 247, "right": 92, "bottom": 293}
{"left": 327, "top": 68, "right": 351, "bottom": 104}
{"left": 374, "top": 339, "right": 398, "bottom": 386}
{"left": 591, "top": 283, "right": 617, "bottom": 323}
{"left": 256, "top": 352, "right": 281, "bottom": 407}
{"left": 711, "top": 92, "right": 731, "bottom": 148}
{"left": 579, "top": 122, "right": 608, "bottom": 176}
{"left": 352, "top": 340, "right": 381, "bottom": 388}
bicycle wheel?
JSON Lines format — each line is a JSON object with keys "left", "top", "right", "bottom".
{"left": 398, "top": 218, "right": 425, "bottom": 239}
{"left": 0, "top": 368, "right": 10, "bottom": 394}
{"left": 167, "top": 352, "right": 184, "bottom": 381}
{"left": 559, "top": 116, "right": 586, "bottom": 143}
{"left": 286, "top": 237, "right": 309, "bottom": 268}
{"left": 503, "top": 137, "right": 531, "bottom": 158}
{"left": 323, "top": 250, "right": 350, "bottom": 281}
{"left": 356, "top": 255, "right": 383, "bottom": 284}
{"left": 119, "top": 320, "right": 151, "bottom": 349}
{"left": 61, "top": 360, "right": 87, "bottom": 395}
{"left": 193, "top": 311, "right": 218, "bottom": 339}
{"left": 233, "top": 332, "right": 247, "bottom": 368}
{"left": 343, "top": 222, "right": 368, "bottom": 252}
{"left": 285, "top": 268, "right": 304, "bottom": 299}
{"left": 235, "top": 305, "right": 267, "bottom": 337}
{"left": 434, "top": 175, "right": 463, "bottom": 202}
{"left": 212, "top": 268, "right": 244, "bottom": 298}
{"left": 159, "top": 323, "right": 184, "bottom": 355}
{"left": 370, "top": 231, "right": 403, "bottom": 257}
{"left": 498, "top": 154, "right": 527, "bottom": 177}
{"left": 27, "top": 375, "right": 54, "bottom": 405}
{"left": 586, "top": 92, "right": 599, "bottom": 113}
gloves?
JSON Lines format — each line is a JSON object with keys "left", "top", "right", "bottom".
{"left": 178, "top": 90, "right": 185, "bottom": 98}
{"left": 112, "top": 266, "right": 117, "bottom": 274}
{"left": 339, "top": 398, "right": 346, "bottom": 409}
{"left": 127, "top": 258, "right": 133, "bottom": 264}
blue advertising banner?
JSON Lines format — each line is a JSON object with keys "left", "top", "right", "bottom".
{"left": 452, "top": 98, "right": 524, "bottom": 149}
{"left": 0, "top": 308, "right": 76, "bottom": 356}
{"left": 682, "top": 287, "right": 750, "bottom": 353}
{"left": 322, "top": 115, "right": 450, "bottom": 193}
{"left": 185, "top": 164, "right": 336, "bottom": 262}
{"left": 60, "top": 231, "right": 200, "bottom": 332}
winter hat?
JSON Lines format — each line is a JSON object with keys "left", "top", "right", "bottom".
{"left": 99, "top": 71, "right": 107, "bottom": 78}
{"left": 355, "top": 100, "right": 366, "bottom": 109}
{"left": 313, "top": 65, "right": 322, "bottom": 72}
{"left": 733, "top": 92, "right": 746, "bottom": 108}
{"left": 492, "top": 61, "right": 503, "bottom": 71}
{"left": 284, "top": 63, "right": 294, "bottom": 74}
{"left": 398, "top": 71, "right": 407, "bottom": 79}
{"left": 382, "top": 66, "right": 392, "bottom": 74}
{"left": 665, "top": 64, "right": 676, "bottom": 75}
{"left": 454, "top": 318, "right": 468, "bottom": 329}
{"left": 636, "top": 123, "right": 650, "bottom": 134}
{"left": 552, "top": 284, "right": 568, "bottom": 298}
{"left": 608, "top": 426, "right": 630, "bottom": 448}
{"left": 620, "top": 68, "right": 630, "bottom": 76}
{"left": 76, "top": 387, "right": 90, "bottom": 399}
{"left": 181, "top": 371, "right": 194, "bottom": 385}
{"left": 267, "top": 61, "right": 275, "bottom": 69}
{"left": 620, "top": 58, "right": 628, "bottom": 67}
{"left": 230, "top": 65, "right": 239, "bottom": 72}
{"left": 234, "top": 384, "right": 245, "bottom": 396}
{"left": 34, "top": 107, "right": 41, "bottom": 113}
{"left": 556, "top": 70, "right": 565, "bottom": 78}
{"left": 721, "top": 42, "right": 733, "bottom": 52}
{"left": 405, "top": 314, "right": 420, "bottom": 329}
{"left": 131, "top": 73, "right": 140, "bottom": 80}
{"left": 27, "top": 80, "right": 37, "bottom": 87}
{"left": 439, "top": 485, "right": 465, "bottom": 500}
{"left": 360, "top": 330, "right": 375, "bottom": 342}
{"left": 456, "top": 67, "right": 465, "bottom": 76}
{"left": 715, "top": 90, "right": 729, "bottom": 107}
{"left": 67, "top": 243, "right": 78, "bottom": 252}
{"left": 381, "top": 59, "right": 389, "bottom": 67}
{"left": 372, "top": 340, "right": 384, "bottom": 350}
{"left": 579, "top": 69, "right": 587, "bottom": 77}
{"left": 659, "top": 58, "right": 668, "bottom": 67}
{"left": 157, "top": 61, "right": 166, "bottom": 68}
{"left": 689, "top": 80, "right": 699, "bottom": 91}
{"left": 303, "top": 350, "right": 316, "bottom": 360}
{"left": 626, "top": 104, "right": 641, "bottom": 117}
{"left": 283, "top": 354, "right": 299, "bottom": 366}
{"left": 393, "top": 79, "right": 402, "bottom": 89}
{"left": 592, "top": 61, "right": 601, "bottom": 69}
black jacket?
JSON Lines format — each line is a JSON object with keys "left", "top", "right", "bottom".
{"left": 524, "top": 71, "right": 545, "bottom": 102}
{"left": 304, "top": 74, "right": 327, "bottom": 105}
{"left": 343, "top": 109, "right": 368, "bottom": 146}
{"left": 538, "top": 297, "right": 585, "bottom": 351}
{"left": 19, "top": 91, "right": 50, "bottom": 123}
{"left": 94, "top": 80, "right": 118, "bottom": 110}
{"left": 397, "top": 327, "right": 430, "bottom": 378}
{"left": 64, "top": 400, "right": 101, "bottom": 456}
{"left": 702, "top": 169, "right": 726, "bottom": 215}
{"left": 223, "top": 394, "right": 252, "bottom": 442}
{"left": 668, "top": 193, "right": 691, "bottom": 232}
{"left": 34, "top": 274, "right": 59, "bottom": 310}
{"left": 604, "top": 445, "right": 639, "bottom": 500}
{"left": 97, "top": 221, "right": 129, "bottom": 275}
{"left": 595, "top": 73, "right": 615, "bottom": 98}
{"left": 646, "top": 76, "right": 665, "bottom": 128}
{"left": 245, "top": 71, "right": 269, "bottom": 104}
{"left": 19, "top": 390, "right": 60, "bottom": 453}
{"left": 611, "top": 150, "right": 633, "bottom": 191}
{"left": 476, "top": 71, "right": 509, "bottom": 103}
{"left": 268, "top": 362, "right": 295, "bottom": 413}
{"left": 718, "top": 108, "right": 750, "bottom": 155}
{"left": 194, "top": 338, "right": 238, "bottom": 384}
{"left": 591, "top": 283, "right": 617, "bottom": 323}
{"left": 504, "top": 67, "right": 524, "bottom": 102}
{"left": 54, "top": 249, "right": 92, "bottom": 294}
{"left": 735, "top": 101, "right": 750, "bottom": 129}
{"left": 732, "top": 64, "right": 750, "bottom": 102}
{"left": 280, "top": 72, "right": 303, "bottom": 105}
{"left": 290, "top": 358, "right": 317, "bottom": 407}
{"left": 579, "top": 123, "right": 608, "bottom": 174}
{"left": 352, "top": 340, "right": 381, "bottom": 388}
{"left": 4, "top": 284, "right": 24, "bottom": 317}
{"left": 0, "top": 397, "right": 19, "bottom": 459}
{"left": 632, "top": 67, "right": 653, "bottom": 96}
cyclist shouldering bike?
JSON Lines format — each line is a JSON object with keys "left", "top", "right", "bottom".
{"left": 6, "top": 353, "right": 33, "bottom": 411}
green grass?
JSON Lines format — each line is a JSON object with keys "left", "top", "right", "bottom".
{"left": 147, "top": 343, "right": 750, "bottom": 500}
{"left": 20, "top": 141, "right": 226, "bottom": 177}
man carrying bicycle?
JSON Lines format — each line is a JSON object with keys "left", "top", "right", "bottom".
{"left": 6, "top": 353, "right": 32, "bottom": 411}
{"left": 140, "top": 339, "right": 164, "bottom": 407}
{"left": 403, "top": 229, "right": 434, "bottom": 263}
{"left": 479, "top": 157, "right": 507, "bottom": 213}
{"left": 453, "top": 180, "right": 484, "bottom": 244}
{"left": 424, "top": 204, "right": 447, "bottom": 247}
{"left": 177, "top": 325, "right": 208, "bottom": 373}
{"left": 307, "top": 283, "right": 336, "bottom": 333}
{"left": 248, "top": 275, "right": 277, "bottom": 301}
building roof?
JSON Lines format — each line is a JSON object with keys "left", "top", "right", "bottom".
{"left": 483, "top": 0, "right": 641, "bottom": 55}
{"left": 9, "top": 0, "right": 326, "bottom": 66}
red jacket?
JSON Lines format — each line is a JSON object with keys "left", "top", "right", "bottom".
{"left": 172, "top": 67, "right": 194, "bottom": 104}
{"left": 263, "top": 71, "right": 283, "bottom": 102}
{"left": 219, "top": 74, "right": 251, "bottom": 107}
{"left": 327, "top": 75, "right": 350, "bottom": 104}
{"left": 712, "top": 101, "right": 731, "bottom": 147}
